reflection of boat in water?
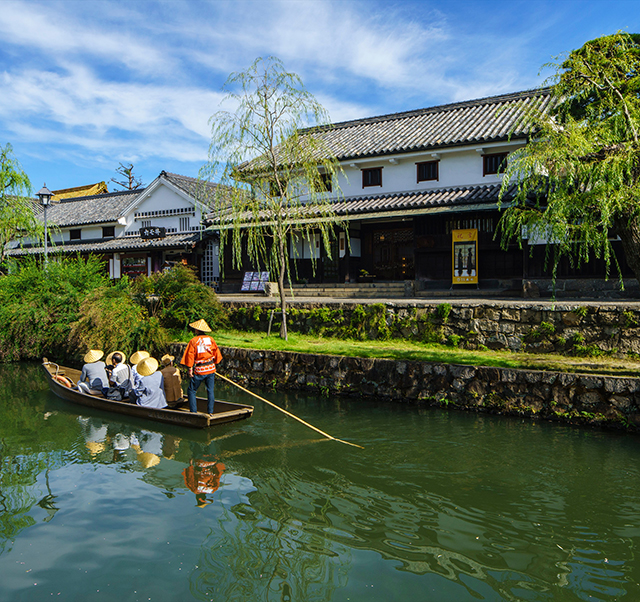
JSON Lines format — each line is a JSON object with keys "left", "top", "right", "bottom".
{"left": 42, "top": 358, "right": 253, "bottom": 429}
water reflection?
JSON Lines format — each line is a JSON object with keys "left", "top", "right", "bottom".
{"left": 2, "top": 363, "right": 640, "bottom": 601}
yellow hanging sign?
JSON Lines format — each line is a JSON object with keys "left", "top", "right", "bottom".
{"left": 452, "top": 229, "right": 478, "bottom": 285}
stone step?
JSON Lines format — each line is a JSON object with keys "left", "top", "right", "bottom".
{"left": 283, "top": 291, "right": 406, "bottom": 298}
{"left": 290, "top": 283, "right": 405, "bottom": 290}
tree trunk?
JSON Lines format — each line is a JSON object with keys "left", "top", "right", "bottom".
{"left": 277, "top": 239, "right": 288, "bottom": 340}
{"left": 614, "top": 215, "right": 640, "bottom": 285}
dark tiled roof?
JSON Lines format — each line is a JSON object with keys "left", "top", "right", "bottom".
{"left": 309, "top": 88, "right": 553, "bottom": 160}
{"left": 332, "top": 183, "right": 515, "bottom": 216}
{"left": 205, "top": 182, "right": 514, "bottom": 224}
{"left": 161, "top": 171, "right": 234, "bottom": 208}
{"left": 39, "top": 189, "right": 141, "bottom": 227}
{"left": 6, "top": 232, "right": 205, "bottom": 257}
{"left": 242, "top": 89, "right": 553, "bottom": 172}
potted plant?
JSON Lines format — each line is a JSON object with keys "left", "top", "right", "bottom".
{"left": 358, "top": 269, "right": 376, "bottom": 283}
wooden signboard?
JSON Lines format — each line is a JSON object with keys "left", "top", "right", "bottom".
{"left": 140, "top": 226, "right": 167, "bottom": 240}
{"left": 451, "top": 229, "right": 478, "bottom": 285}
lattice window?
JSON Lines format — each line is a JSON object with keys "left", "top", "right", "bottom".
{"left": 201, "top": 240, "right": 220, "bottom": 288}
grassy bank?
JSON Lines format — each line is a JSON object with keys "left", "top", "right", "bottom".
{"left": 212, "top": 329, "right": 640, "bottom": 377}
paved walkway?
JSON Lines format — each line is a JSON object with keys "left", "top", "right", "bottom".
{"left": 218, "top": 293, "right": 640, "bottom": 308}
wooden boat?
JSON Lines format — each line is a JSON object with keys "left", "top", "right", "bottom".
{"left": 42, "top": 358, "right": 253, "bottom": 429}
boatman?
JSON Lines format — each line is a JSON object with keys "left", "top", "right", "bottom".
{"left": 180, "top": 319, "right": 222, "bottom": 415}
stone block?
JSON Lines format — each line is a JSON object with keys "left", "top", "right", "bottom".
{"left": 507, "top": 336, "right": 523, "bottom": 351}
{"left": 466, "top": 380, "right": 487, "bottom": 397}
{"left": 476, "top": 367, "right": 501, "bottom": 382}
{"left": 562, "top": 312, "right": 582, "bottom": 326}
{"left": 450, "top": 365, "right": 476, "bottom": 379}
{"left": 579, "top": 376, "right": 604, "bottom": 390}
{"left": 499, "top": 322, "right": 515, "bottom": 334}
{"left": 501, "top": 370, "right": 518, "bottom": 383}
{"left": 501, "top": 308, "right": 521, "bottom": 321}
{"left": 597, "top": 311, "right": 618, "bottom": 325}
{"left": 452, "top": 378, "right": 466, "bottom": 391}
{"left": 577, "top": 390, "right": 603, "bottom": 407}
{"left": 476, "top": 319, "right": 498, "bottom": 333}
{"left": 521, "top": 309, "right": 542, "bottom": 324}
{"left": 610, "top": 395, "right": 632, "bottom": 411}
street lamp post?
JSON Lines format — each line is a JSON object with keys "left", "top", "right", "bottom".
{"left": 37, "top": 184, "right": 53, "bottom": 265}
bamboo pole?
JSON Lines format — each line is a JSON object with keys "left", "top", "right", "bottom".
{"left": 216, "top": 372, "right": 364, "bottom": 449}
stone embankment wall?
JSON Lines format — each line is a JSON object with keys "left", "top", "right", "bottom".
{"left": 169, "top": 343, "right": 640, "bottom": 432}
{"left": 223, "top": 300, "right": 640, "bottom": 355}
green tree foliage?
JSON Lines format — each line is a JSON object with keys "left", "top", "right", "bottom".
{"left": 0, "top": 143, "right": 40, "bottom": 270}
{"left": 68, "top": 278, "right": 158, "bottom": 356}
{"left": 0, "top": 256, "right": 108, "bottom": 362}
{"left": 202, "top": 56, "right": 346, "bottom": 340}
{"left": 500, "top": 32, "right": 640, "bottom": 285}
{"left": 131, "top": 263, "right": 227, "bottom": 331}
{"left": 0, "top": 260, "right": 227, "bottom": 363}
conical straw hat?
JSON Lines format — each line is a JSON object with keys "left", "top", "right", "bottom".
{"left": 106, "top": 350, "right": 127, "bottom": 364}
{"left": 161, "top": 354, "right": 175, "bottom": 365}
{"left": 84, "top": 349, "right": 104, "bottom": 363}
{"left": 189, "top": 319, "right": 211, "bottom": 332}
{"left": 85, "top": 440, "right": 105, "bottom": 455}
{"left": 130, "top": 350, "right": 150, "bottom": 365}
{"left": 137, "top": 357, "right": 159, "bottom": 377}
{"left": 137, "top": 452, "right": 160, "bottom": 468}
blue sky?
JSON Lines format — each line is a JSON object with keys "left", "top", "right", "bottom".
{"left": 0, "top": 0, "right": 638, "bottom": 193}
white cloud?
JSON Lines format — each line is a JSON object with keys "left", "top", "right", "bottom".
{"left": 0, "top": 0, "right": 556, "bottom": 184}
{"left": 0, "top": 1, "right": 172, "bottom": 76}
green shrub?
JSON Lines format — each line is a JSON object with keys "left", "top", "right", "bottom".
{"left": 68, "top": 279, "right": 152, "bottom": 358}
{"left": 132, "top": 264, "right": 227, "bottom": 331}
{"left": 435, "top": 303, "right": 452, "bottom": 323}
{"left": 0, "top": 256, "right": 108, "bottom": 362}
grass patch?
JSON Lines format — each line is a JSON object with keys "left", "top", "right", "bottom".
{"left": 210, "top": 329, "right": 640, "bottom": 377}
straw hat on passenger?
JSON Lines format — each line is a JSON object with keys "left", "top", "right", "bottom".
{"left": 137, "top": 452, "right": 160, "bottom": 469}
{"left": 189, "top": 319, "right": 211, "bottom": 333}
{"left": 130, "top": 350, "right": 150, "bottom": 365}
{"left": 85, "top": 440, "right": 105, "bottom": 455}
{"left": 161, "top": 354, "right": 174, "bottom": 366}
{"left": 106, "top": 350, "right": 127, "bottom": 365}
{"left": 84, "top": 349, "right": 104, "bottom": 364}
{"left": 137, "top": 357, "right": 159, "bottom": 377}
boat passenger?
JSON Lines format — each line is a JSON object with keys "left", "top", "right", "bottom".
{"left": 78, "top": 350, "right": 109, "bottom": 395}
{"left": 132, "top": 357, "right": 168, "bottom": 409}
{"left": 128, "top": 350, "right": 150, "bottom": 402}
{"left": 106, "top": 351, "right": 130, "bottom": 400}
{"left": 180, "top": 319, "right": 222, "bottom": 415}
{"left": 160, "top": 354, "right": 183, "bottom": 405}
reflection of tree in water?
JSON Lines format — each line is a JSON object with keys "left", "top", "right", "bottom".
{"left": 189, "top": 488, "right": 350, "bottom": 601}
{"left": 0, "top": 444, "right": 66, "bottom": 556}
{"left": 0, "top": 363, "right": 80, "bottom": 556}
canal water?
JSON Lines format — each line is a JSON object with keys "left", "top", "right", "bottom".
{"left": 2, "top": 364, "right": 640, "bottom": 601}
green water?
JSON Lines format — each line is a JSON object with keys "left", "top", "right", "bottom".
{"left": 2, "top": 364, "right": 640, "bottom": 601}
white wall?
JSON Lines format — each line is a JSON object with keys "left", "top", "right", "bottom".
{"left": 125, "top": 183, "right": 203, "bottom": 234}
{"left": 330, "top": 141, "right": 524, "bottom": 199}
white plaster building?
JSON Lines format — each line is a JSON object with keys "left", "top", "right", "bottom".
{"left": 7, "top": 172, "right": 224, "bottom": 286}
{"left": 211, "top": 88, "right": 557, "bottom": 291}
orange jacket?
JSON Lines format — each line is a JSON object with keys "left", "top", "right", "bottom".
{"left": 181, "top": 334, "right": 222, "bottom": 375}
{"left": 183, "top": 461, "right": 226, "bottom": 494}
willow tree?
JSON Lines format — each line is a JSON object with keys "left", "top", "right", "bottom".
{"left": 202, "top": 57, "right": 345, "bottom": 339}
{"left": 0, "top": 144, "right": 37, "bottom": 270}
{"left": 499, "top": 32, "right": 640, "bottom": 286}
